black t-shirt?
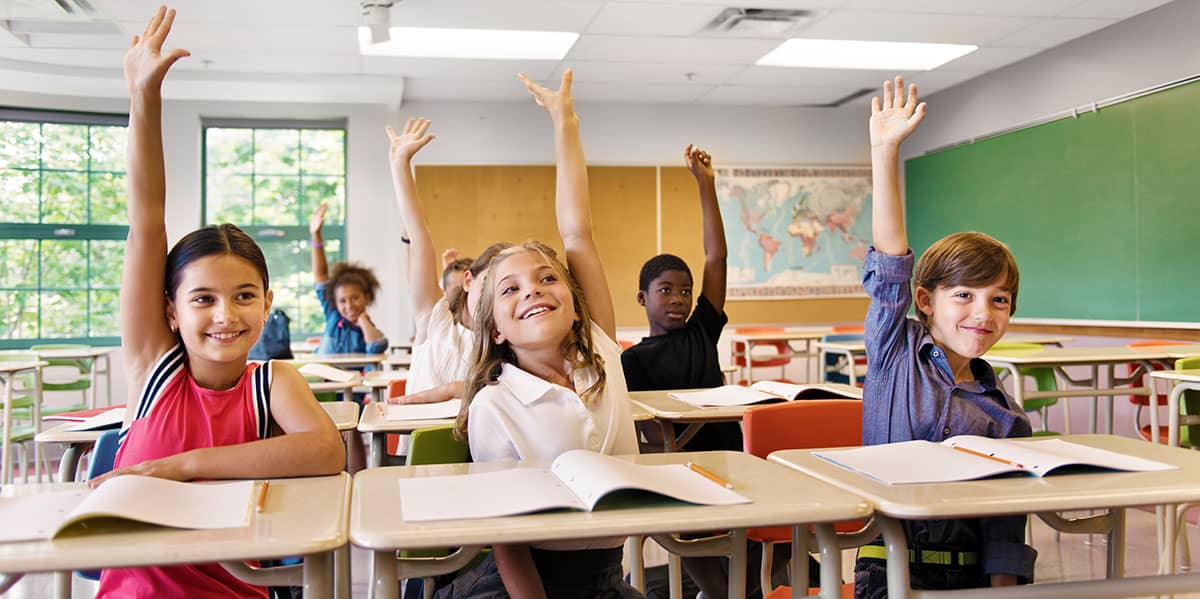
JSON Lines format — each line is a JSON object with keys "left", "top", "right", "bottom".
{"left": 621, "top": 295, "right": 741, "bottom": 451}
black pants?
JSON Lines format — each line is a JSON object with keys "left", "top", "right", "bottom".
{"left": 434, "top": 547, "right": 644, "bottom": 599}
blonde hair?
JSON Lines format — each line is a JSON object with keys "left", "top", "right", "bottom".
{"left": 455, "top": 241, "right": 606, "bottom": 440}
{"left": 914, "top": 231, "right": 1020, "bottom": 326}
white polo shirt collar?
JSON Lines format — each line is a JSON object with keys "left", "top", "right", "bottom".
{"left": 497, "top": 362, "right": 558, "bottom": 406}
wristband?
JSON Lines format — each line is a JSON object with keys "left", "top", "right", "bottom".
{"left": 401, "top": 236, "right": 411, "bottom": 245}
{"left": 310, "top": 240, "right": 323, "bottom": 248}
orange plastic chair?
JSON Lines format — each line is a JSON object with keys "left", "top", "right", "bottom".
{"left": 743, "top": 399, "right": 865, "bottom": 595}
{"left": 618, "top": 339, "right": 635, "bottom": 352}
{"left": 385, "top": 379, "right": 408, "bottom": 456}
{"left": 732, "top": 326, "right": 794, "bottom": 383}
{"left": 831, "top": 324, "right": 864, "bottom": 334}
{"left": 1125, "top": 340, "right": 1189, "bottom": 434}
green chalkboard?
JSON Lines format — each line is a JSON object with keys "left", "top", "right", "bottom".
{"left": 905, "top": 80, "right": 1200, "bottom": 323}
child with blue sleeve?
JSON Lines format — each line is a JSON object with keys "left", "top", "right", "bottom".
{"left": 309, "top": 201, "right": 388, "bottom": 355}
{"left": 855, "top": 76, "right": 1036, "bottom": 597}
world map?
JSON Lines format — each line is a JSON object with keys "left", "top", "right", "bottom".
{"left": 714, "top": 167, "right": 873, "bottom": 299}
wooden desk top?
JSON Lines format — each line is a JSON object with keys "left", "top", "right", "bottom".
{"left": 356, "top": 401, "right": 454, "bottom": 434}
{"left": 983, "top": 345, "right": 1178, "bottom": 366}
{"left": 1149, "top": 369, "right": 1200, "bottom": 384}
{"left": 630, "top": 389, "right": 749, "bottom": 422}
{"left": 730, "top": 328, "right": 832, "bottom": 342}
{"left": 770, "top": 434, "right": 1200, "bottom": 520}
{"left": 0, "top": 361, "right": 46, "bottom": 374}
{"left": 350, "top": 451, "right": 869, "bottom": 551}
{"left": 0, "top": 473, "right": 349, "bottom": 574}
{"left": 1, "top": 348, "right": 117, "bottom": 360}
{"left": 320, "top": 401, "right": 360, "bottom": 432}
{"left": 288, "top": 353, "right": 386, "bottom": 367}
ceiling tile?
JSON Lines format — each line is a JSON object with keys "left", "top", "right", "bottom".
{"left": 729, "top": 66, "right": 905, "bottom": 89}
{"left": 1059, "top": 0, "right": 1177, "bottom": 19}
{"left": 907, "top": 69, "right": 985, "bottom": 95}
{"left": 567, "top": 35, "right": 779, "bottom": 64}
{"left": 937, "top": 46, "right": 1045, "bottom": 71}
{"left": 553, "top": 60, "right": 743, "bottom": 85}
{"left": 992, "top": 17, "right": 1116, "bottom": 48}
{"left": 360, "top": 57, "right": 559, "bottom": 81}
{"left": 798, "top": 10, "right": 1037, "bottom": 45}
{"left": 585, "top": 2, "right": 724, "bottom": 36}
{"left": 839, "top": 0, "right": 1082, "bottom": 17}
{"left": 404, "top": 78, "right": 534, "bottom": 102}
{"left": 697, "top": 85, "right": 860, "bottom": 106}
{"left": 570, "top": 81, "right": 714, "bottom": 103}
{"left": 389, "top": 0, "right": 600, "bottom": 32}
{"left": 113, "top": 21, "right": 361, "bottom": 54}
{"left": 93, "top": 0, "right": 360, "bottom": 26}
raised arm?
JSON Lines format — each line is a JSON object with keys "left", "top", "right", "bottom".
{"left": 520, "top": 70, "right": 616, "bottom": 339}
{"left": 869, "top": 76, "right": 925, "bottom": 256}
{"left": 686, "top": 144, "right": 727, "bottom": 311}
{"left": 309, "top": 201, "right": 330, "bottom": 283}
{"left": 387, "top": 118, "right": 441, "bottom": 342}
{"left": 120, "top": 6, "right": 191, "bottom": 383}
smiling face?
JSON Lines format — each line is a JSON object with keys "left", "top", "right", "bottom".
{"left": 638, "top": 269, "right": 693, "bottom": 335}
{"left": 167, "top": 253, "right": 273, "bottom": 376}
{"left": 488, "top": 249, "right": 578, "bottom": 353}
{"left": 915, "top": 279, "right": 1012, "bottom": 373}
{"left": 334, "top": 282, "right": 368, "bottom": 324}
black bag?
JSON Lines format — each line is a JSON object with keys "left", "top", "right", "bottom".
{"left": 249, "top": 309, "right": 294, "bottom": 360}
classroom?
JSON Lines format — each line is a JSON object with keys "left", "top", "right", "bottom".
{"left": 3, "top": 1, "right": 1200, "bottom": 598}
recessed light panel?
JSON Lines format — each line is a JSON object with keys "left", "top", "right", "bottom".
{"left": 358, "top": 27, "right": 578, "bottom": 60}
{"left": 757, "top": 38, "right": 977, "bottom": 70}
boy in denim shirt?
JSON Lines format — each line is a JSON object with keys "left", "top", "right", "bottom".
{"left": 855, "top": 76, "right": 1036, "bottom": 597}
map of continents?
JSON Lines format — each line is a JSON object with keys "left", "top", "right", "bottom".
{"left": 714, "top": 167, "right": 872, "bottom": 299}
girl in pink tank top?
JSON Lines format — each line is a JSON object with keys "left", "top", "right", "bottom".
{"left": 94, "top": 8, "right": 344, "bottom": 597}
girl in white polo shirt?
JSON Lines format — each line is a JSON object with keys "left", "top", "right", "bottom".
{"left": 434, "top": 69, "right": 641, "bottom": 599}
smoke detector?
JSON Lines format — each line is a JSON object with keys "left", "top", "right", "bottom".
{"left": 703, "top": 8, "right": 815, "bottom": 38}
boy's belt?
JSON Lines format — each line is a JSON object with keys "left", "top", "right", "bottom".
{"left": 857, "top": 545, "right": 978, "bottom": 567}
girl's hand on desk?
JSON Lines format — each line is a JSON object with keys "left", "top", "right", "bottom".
{"left": 88, "top": 453, "right": 192, "bottom": 488}
{"left": 386, "top": 118, "right": 435, "bottom": 167}
{"left": 869, "top": 75, "right": 925, "bottom": 150}
{"left": 124, "top": 5, "right": 190, "bottom": 94}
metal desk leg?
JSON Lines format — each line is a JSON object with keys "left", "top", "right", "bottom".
{"left": 368, "top": 432, "right": 385, "bottom": 469}
{"left": 335, "top": 543, "right": 351, "bottom": 599}
{"left": 2, "top": 375, "right": 14, "bottom": 486}
{"left": 370, "top": 550, "right": 397, "bottom": 599}
{"left": 626, "top": 535, "right": 646, "bottom": 592}
{"left": 1108, "top": 507, "right": 1125, "bottom": 579}
{"left": 667, "top": 552, "right": 682, "bottom": 599}
{"left": 728, "top": 528, "right": 747, "bottom": 599}
{"left": 59, "top": 444, "right": 84, "bottom": 482}
{"left": 303, "top": 551, "right": 333, "bottom": 599}
{"left": 877, "top": 515, "right": 912, "bottom": 599}
{"left": 53, "top": 572, "right": 70, "bottom": 599}
{"left": 792, "top": 525, "right": 810, "bottom": 599}
{"left": 814, "top": 523, "right": 843, "bottom": 599}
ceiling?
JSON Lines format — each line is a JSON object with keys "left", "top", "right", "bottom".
{"left": 0, "top": 0, "right": 1178, "bottom": 106}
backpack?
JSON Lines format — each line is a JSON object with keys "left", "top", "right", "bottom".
{"left": 249, "top": 309, "right": 294, "bottom": 360}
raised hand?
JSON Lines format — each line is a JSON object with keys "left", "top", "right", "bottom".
{"left": 309, "top": 201, "right": 327, "bottom": 238}
{"left": 519, "top": 69, "right": 577, "bottom": 124}
{"left": 442, "top": 248, "right": 460, "bottom": 268}
{"left": 124, "top": 5, "right": 191, "bottom": 95}
{"left": 386, "top": 118, "right": 435, "bottom": 168}
{"left": 869, "top": 75, "right": 926, "bottom": 150}
{"left": 684, "top": 144, "right": 714, "bottom": 184}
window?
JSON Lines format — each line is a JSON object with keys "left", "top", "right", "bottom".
{"left": 201, "top": 119, "right": 347, "bottom": 337}
{"left": 0, "top": 108, "right": 129, "bottom": 348}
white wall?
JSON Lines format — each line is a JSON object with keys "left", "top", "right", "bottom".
{"left": 904, "top": 0, "right": 1200, "bottom": 158}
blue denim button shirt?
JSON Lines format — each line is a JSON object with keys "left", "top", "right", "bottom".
{"left": 858, "top": 247, "right": 1036, "bottom": 583}
{"left": 315, "top": 281, "right": 388, "bottom": 356}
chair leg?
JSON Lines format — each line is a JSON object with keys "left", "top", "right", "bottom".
{"left": 15, "top": 442, "right": 27, "bottom": 484}
{"left": 1176, "top": 504, "right": 1195, "bottom": 572}
{"left": 759, "top": 540, "right": 773, "bottom": 595}
{"left": 1134, "top": 404, "right": 1144, "bottom": 436}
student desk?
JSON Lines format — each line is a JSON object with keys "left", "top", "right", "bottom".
{"left": 729, "top": 327, "right": 832, "bottom": 384}
{"left": 0, "top": 473, "right": 351, "bottom": 599}
{"left": 1, "top": 347, "right": 118, "bottom": 409}
{"left": 982, "top": 345, "right": 1174, "bottom": 435}
{"left": 351, "top": 450, "right": 871, "bottom": 599}
{"left": 1148, "top": 368, "right": 1200, "bottom": 448}
{"left": 1, "top": 360, "right": 45, "bottom": 486}
{"left": 289, "top": 353, "right": 386, "bottom": 369}
{"left": 290, "top": 340, "right": 319, "bottom": 354}
{"left": 631, "top": 386, "right": 859, "bottom": 452}
{"left": 770, "top": 434, "right": 1200, "bottom": 598}
{"left": 37, "top": 402, "right": 361, "bottom": 483}
{"left": 356, "top": 403, "right": 453, "bottom": 468}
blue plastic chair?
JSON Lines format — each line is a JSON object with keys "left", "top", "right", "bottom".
{"left": 77, "top": 429, "right": 122, "bottom": 581}
{"left": 822, "top": 333, "right": 866, "bottom": 385}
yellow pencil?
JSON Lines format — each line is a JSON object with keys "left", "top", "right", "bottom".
{"left": 686, "top": 461, "right": 734, "bottom": 489}
{"left": 255, "top": 480, "right": 270, "bottom": 513}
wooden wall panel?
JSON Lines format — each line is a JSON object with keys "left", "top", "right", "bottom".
{"left": 659, "top": 166, "right": 869, "bottom": 326}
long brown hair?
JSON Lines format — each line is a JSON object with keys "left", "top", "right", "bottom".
{"left": 455, "top": 241, "right": 606, "bottom": 440}
{"left": 447, "top": 242, "right": 513, "bottom": 326}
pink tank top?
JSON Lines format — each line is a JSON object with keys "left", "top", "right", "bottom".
{"left": 97, "top": 346, "right": 273, "bottom": 599}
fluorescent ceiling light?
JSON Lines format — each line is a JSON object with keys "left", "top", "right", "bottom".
{"left": 757, "top": 38, "right": 977, "bottom": 70}
{"left": 358, "top": 27, "right": 578, "bottom": 60}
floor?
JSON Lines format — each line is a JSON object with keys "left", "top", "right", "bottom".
{"left": 5, "top": 505, "right": 1200, "bottom": 598}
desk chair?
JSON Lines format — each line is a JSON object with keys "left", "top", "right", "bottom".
{"left": 403, "top": 423, "right": 473, "bottom": 599}
{"left": 1126, "top": 340, "right": 1191, "bottom": 436}
{"left": 385, "top": 379, "right": 408, "bottom": 457}
{"left": 618, "top": 339, "right": 635, "bottom": 352}
{"left": 989, "top": 342, "right": 1061, "bottom": 436}
{"left": 821, "top": 333, "right": 867, "bottom": 386}
{"left": 76, "top": 429, "right": 122, "bottom": 581}
{"left": 743, "top": 399, "right": 864, "bottom": 596}
{"left": 0, "top": 353, "right": 48, "bottom": 483}
{"left": 830, "top": 325, "right": 864, "bottom": 334}
{"left": 29, "top": 344, "right": 92, "bottom": 415}
{"left": 732, "top": 326, "right": 794, "bottom": 384}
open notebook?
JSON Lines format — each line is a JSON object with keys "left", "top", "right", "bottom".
{"left": 298, "top": 362, "right": 360, "bottom": 383}
{"left": 814, "top": 436, "right": 1176, "bottom": 485}
{"left": 52, "top": 407, "right": 125, "bottom": 432}
{"left": 398, "top": 450, "right": 750, "bottom": 522}
{"left": 669, "top": 381, "right": 862, "bottom": 407}
{"left": 386, "top": 399, "right": 461, "bottom": 421}
{"left": 0, "top": 476, "right": 255, "bottom": 542}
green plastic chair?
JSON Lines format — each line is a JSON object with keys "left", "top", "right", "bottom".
{"left": 0, "top": 353, "right": 42, "bottom": 483}
{"left": 302, "top": 375, "right": 339, "bottom": 403}
{"left": 1143, "top": 355, "right": 1200, "bottom": 447}
{"left": 402, "top": 424, "right": 477, "bottom": 598}
{"left": 990, "top": 342, "right": 1061, "bottom": 436}
{"left": 29, "top": 344, "right": 91, "bottom": 417}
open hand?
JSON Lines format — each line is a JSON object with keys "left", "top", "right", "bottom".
{"left": 684, "top": 144, "right": 714, "bottom": 183}
{"left": 386, "top": 118, "right": 435, "bottom": 167}
{"left": 442, "top": 248, "right": 460, "bottom": 268}
{"left": 124, "top": 5, "right": 191, "bottom": 95}
{"left": 869, "top": 75, "right": 926, "bottom": 150}
{"left": 88, "top": 453, "right": 190, "bottom": 488}
{"left": 519, "top": 69, "right": 577, "bottom": 124}
{"left": 309, "top": 201, "right": 327, "bottom": 237}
